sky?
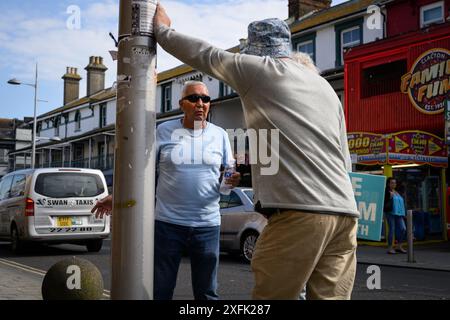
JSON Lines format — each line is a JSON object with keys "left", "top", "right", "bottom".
{"left": 0, "top": 0, "right": 349, "bottom": 120}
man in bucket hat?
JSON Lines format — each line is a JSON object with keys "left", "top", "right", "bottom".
{"left": 154, "top": 4, "right": 358, "bottom": 300}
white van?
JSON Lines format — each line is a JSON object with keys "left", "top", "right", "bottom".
{"left": 0, "top": 168, "right": 110, "bottom": 253}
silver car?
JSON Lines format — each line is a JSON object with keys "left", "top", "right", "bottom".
{"left": 0, "top": 168, "right": 110, "bottom": 253}
{"left": 220, "top": 188, "right": 267, "bottom": 263}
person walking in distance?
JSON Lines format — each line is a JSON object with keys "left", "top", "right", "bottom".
{"left": 384, "top": 177, "right": 407, "bottom": 254}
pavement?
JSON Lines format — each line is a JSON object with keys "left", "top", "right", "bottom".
{"left": 0, "top": 241, "right": 449, "bottom": 300}
{"left": 357, "top": 240, "right": 450, "bottom": 272}
{"left": 0, "top": 258, "right": 43, "bottom": 300}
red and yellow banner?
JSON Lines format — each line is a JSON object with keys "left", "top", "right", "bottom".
{"left": 347, "top": 132, "right": 387, "bottom": 165}
{"left": 387, "top": 131, "right": 447, "bottom": 167}
{"left": 348, "top": 131, "right": 448, "bottom": 168}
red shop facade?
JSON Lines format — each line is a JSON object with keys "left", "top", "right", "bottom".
{"left": 344, "top": 14, "right": 449, "bottom": 241}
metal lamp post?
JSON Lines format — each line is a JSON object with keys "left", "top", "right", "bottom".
{"left": 112, "top": 0, "right": 158, "bottom": 299}
{"left": 7, "top": 62, "right": 39, "bottom": 169}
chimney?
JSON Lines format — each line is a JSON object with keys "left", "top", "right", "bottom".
{"left": 239, "top": 38, "right": 248, "bottom": 53}
{"left": 288, "top": 0, "right": 331, "bottom": 21}
{"left": 85, "top": 56, "right": 108, "bottom": 96}
{"left": 62, "top": 67, "right": 82, "bottom": 105}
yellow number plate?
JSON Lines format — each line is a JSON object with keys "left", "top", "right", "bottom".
{"left": 57, "top": 217, "right": 72, "bottom": 227}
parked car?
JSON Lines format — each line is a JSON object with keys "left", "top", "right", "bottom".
{"left": 220, "top": 188, "right": 267, "bottom": 263}
{"left": 0, "top": 168, "right": 110, "bottom": 253}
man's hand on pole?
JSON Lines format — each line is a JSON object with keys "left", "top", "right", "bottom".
{"left": 154, "top": 3, "right": 171, "bottom": 29}
{"left": 92, "top": 194, "right": 113, "bottom": 219}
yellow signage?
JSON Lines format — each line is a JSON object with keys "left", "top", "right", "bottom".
{"left": 428, "top": 139, "right": 442, "bottom": 155}
{"left": 395, "top": 136, "right": 409, "bottom": 153}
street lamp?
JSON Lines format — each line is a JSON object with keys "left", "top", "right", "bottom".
{"left": 7, "top": 62, "right": 39, "bottom": 169}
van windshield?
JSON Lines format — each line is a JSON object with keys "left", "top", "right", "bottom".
{"left": 35, "top": 173, "right": 105, "bottom": 198}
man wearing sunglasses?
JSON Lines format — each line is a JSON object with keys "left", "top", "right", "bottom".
{"left": 153, "top": 80, "right": 240, "bottom": 300}
{"left": 93, "top": 80, "right": 240, "bottom": 300}
{"left": 154, "top": 4, "right": 359, "bottom": 300}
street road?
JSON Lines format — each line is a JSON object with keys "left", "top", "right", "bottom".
{"left": 1, "top": 239, "right": 450, "bottom": 300}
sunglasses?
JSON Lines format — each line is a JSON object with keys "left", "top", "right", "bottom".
{"left": 182, "top": 94, "right": 211, "bottom": 103}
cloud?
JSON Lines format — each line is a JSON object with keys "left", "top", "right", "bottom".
{"left": 0, "top": 2, "right": 119, "bottom": 99}
{"left": 83, "top": 0, "right": 120, "bottom": 28}
{"left": 18, "top": 18, "right": 64, "bottom": 34}
{"left": 156, "top": 0, "right": 288, "bottom": 70}
{"left": 0, "top": 32, "right": 8, "bottom": 42}
{"left": 0, "top": 0, "right": 289, "bottom": 94}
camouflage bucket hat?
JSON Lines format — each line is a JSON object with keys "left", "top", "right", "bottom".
{"left": 241, "top": 18, "right": 292, "bottom": 58}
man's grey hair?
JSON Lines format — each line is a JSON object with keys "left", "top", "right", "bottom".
{"left": 181, "top": 80, "right": 208, "bottom": 97}
{"left": 291, "top": 52, "right": 320, "bottom": 74}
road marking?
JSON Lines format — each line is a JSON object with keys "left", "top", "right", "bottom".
{"left": 0, "top": 258, "right": 110, "bottom": 298}
{"left": 0, "top": 258, "right": 46, "bottom": 277}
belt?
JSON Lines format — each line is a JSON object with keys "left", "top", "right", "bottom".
{"left": 259, "top": 209, "right": 296, "bottom": 219}
{"left": 254, "top": 201, "right": 299, "bottom": 218}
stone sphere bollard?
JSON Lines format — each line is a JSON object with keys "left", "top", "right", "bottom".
{"left": 41, "top": 257, "right": 104, "bottom": 300}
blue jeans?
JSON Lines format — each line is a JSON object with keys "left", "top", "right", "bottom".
{"left": 154, "top": 220, "right": 220, "bottom": 300}
{"left": 386, "top": 213, "right": 406, "bottom": 247}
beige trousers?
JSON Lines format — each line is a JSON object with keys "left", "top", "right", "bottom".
{"left": 251, "top": 210, "right": 358, "bottom": 300}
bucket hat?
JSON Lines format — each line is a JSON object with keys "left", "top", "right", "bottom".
{"left": 241, "top": 18, "right": 292, "bottom": 58}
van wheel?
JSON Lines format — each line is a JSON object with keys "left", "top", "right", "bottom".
{"left": 240, "top": 231, "right": 259, "bottom": 264}
{"left": 86, "top": 239, "right": 103, "bottom": 253}
{"left": 11, "top": 226, "right": 24, "bottom": 253}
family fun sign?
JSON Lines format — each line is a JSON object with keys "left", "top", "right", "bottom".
{"left": 401, "top": 48, "right": 450, "bottom": 114}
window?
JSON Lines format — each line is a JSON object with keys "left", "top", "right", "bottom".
{"left": 74, "top": 144, "right": 84, "bottom": 160}
{"left": 54, "top": 116, "right": 60, "bottom": 136}
{"left": 35, "top": 173, "right": 104, "bottom": 198}
{"left": 98, "top": 142, "right": 106, "bottom": 158}
{"left": 421, "top": 2, "right": 444, "bottom": 27}
{"left": 0, "top": 149, "right": 8, "bottom": 164}
{"left": 0, "top": 175, "right": 14, "bottom": 200}
{"left": 243, "top": 190, "right": 254, "bottom": 204}
{"left": 63, "top": 114, "right": 69, "bottom": 130}
{"left": 36, "top": 122, "right": 42, "bottom": 135}
{"left": 219, "top": 191, "right": 243, "bottom": 209}
{"left": 220, "top": 194, "right": 231, "bottom": 209}
{"left": 297, "top": 40, "right": 314, "bottom": 59}
{"left": 293, "top": 33, "right": 316, "bottom": 62}
{"left": 219, "top": 82, "right": 236, "bottom": 97}
{"left": 75, "top": 111, "right": 81, "bottom": 131}
{"left": 161, "top": 83, "right": 172, "bottom": 113}
{"left": 10, "top": 175, "right": 26, "bottom": 198}
{"left": 335, "top": 18, "right": 363, "bottom": 67}
{"left": 99, "top": 104, "right": 107, "bottom": 128}
{"left": 341, "top": 26, "right": 361, "bottom": 64}
{"left": 228, "top": 191, "right": 243, "bottom": 208}
{"left": 98, "top": 142, "right": 106, "bottom": 168}
{"left": 361, "top": 60, "right": 407, "bottom": 98}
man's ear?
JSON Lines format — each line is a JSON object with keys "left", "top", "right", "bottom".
{"left": 179, "top": 100, "right": 184, "bottom": 111}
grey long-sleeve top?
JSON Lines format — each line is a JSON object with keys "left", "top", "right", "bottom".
{"left": 155, "top": 25, "right": 359, "bottom": 217}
